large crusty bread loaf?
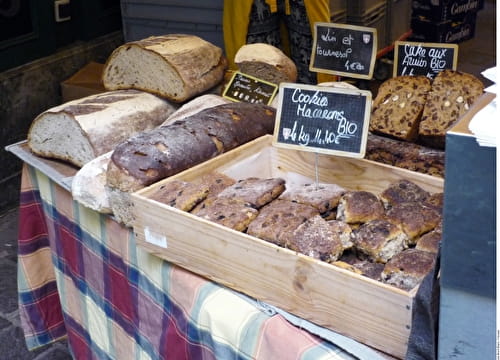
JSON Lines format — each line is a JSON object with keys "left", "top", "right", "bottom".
{"left": 102, "top": 34, "right": 227, "bottom": 103}
{"left": 234, "top": 43, "right": 297, "bottom": 85}
{"left": 28, "top": 89, "right": 177, "bottom": 167}
{"left": 370, "top": 75, "right": 431, "bottom": 141}
{"left": 106, "top": 102, "right": 276, "bottom": 225}
{"left": 418, "top": 70, "right": 484, "bottom": 148}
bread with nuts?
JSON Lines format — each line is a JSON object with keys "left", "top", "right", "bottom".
{"left": 370, "top": 76, "right": 431, "bottom": 141}
{"left": 419, "top": 70, "right": 484, "bottom": 148}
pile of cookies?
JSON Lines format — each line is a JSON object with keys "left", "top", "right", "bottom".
{"left": 149, "top": 173, "right": 443, "bottom": 291}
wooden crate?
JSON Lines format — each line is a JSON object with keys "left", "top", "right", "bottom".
{"left": 132, "top": 135, "right": 444, "bottom": 359}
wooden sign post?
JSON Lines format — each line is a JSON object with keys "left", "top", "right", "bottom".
{"left": 393, "top": 41, "right": 458, "bottom": 79}
{"left": 223, "top": 71, "right": 278, "bottom": 105}
{"left": 273, "top": 83, "right": 372, "bottom": 158}
{"left": 310, "top": 22, "right": 378, "bottom": 79}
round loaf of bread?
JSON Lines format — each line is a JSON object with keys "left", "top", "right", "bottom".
{"left": 235, "top": 43, "right": 298, "bottom": 85}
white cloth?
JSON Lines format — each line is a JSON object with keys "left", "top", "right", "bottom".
{"left": 468, "top": 67, "right": 498, "bottom": 147}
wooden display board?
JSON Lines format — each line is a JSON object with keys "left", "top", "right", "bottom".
{"left": 310, "top": 22, "right": 377, "bottom": 79}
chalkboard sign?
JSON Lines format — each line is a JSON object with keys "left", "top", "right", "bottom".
{"left": 273, "top": 83, "right": 372, "bottom": 158}
{"left": 310, "top": 22, "right": 377, "bottom": 80}
{"left": 393, "top": 41, "right": 458, "bottom": 79}
{"left": 223, "top": 71, "right": 278, "bottom": 105}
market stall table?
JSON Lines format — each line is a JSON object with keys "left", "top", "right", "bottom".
{"left": 10, "top": 142, "right": 392, "bottom": 360}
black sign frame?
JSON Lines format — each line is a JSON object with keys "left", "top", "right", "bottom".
{"left": 272, "top": 83, "right": 372, "bottom": 158}
{"left": 393, "top": 41, "right": 458, "bottom": 79}
{"left": 310, "top": 22, "right": 378, "bottom": 80}
{"left": 222, "top": 71, "right": 278, "bottom": 105}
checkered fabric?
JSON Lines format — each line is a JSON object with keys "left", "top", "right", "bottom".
{"left": 17, "top": 164, "right": 357, "bottom": 360}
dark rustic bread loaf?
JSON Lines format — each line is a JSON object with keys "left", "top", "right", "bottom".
{"left": 107, "top": 102, "right": 276, "bottom": 193}
{"left": 106, "top": 102, "right": 276, "bottom": 225}
{"left": 365, "top": 134, "right": 445, "bottom": 177}
{"left": 102, "top": 34, "right": 227, "bottom": 103}
{"left": 419, "top": 70, "right": 484, "bottom": 148}
{"left": 370, "top": 75, "right": 431, "bottom": 141}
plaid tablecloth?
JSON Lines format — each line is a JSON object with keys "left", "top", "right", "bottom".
{"left": 18, "top": 163, "right": 378, "bottom": 360}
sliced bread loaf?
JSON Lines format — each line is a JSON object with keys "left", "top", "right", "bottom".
{"left": 102, "top": 34, "right": 228, "bottom": 102}
{"left": 28, "top": 89, "right": 177, "bottom": 167}
{"left": 418, "top": 70, "right": 484, "bottom": 148}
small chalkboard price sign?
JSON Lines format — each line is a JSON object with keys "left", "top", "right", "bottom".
{"left": 223, "top": 71, "right": 278, "bottom": 105}
{"left": 310, "top": 22, "right": 377, "bottom": 80}
{"left": 273, "top": 83, "right": 372, "bottom": 158}
{"left": 393, "top": 41, "right": 458, "bottom": 79}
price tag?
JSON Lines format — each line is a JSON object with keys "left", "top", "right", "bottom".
{"left": 273, "top": 83, "right": 372, "bottom": 158}
{"left": 223, "top": 71, "right": 278, "bottom": 105}
{"left": 310, "top": 22, "right": 377, "bottom": 79}
{"left": 393, "top": 41, "right": 458, "bottom": 79}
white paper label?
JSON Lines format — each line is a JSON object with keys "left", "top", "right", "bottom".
{"left": 144, "top": 227, "right": 167, "bottom": 248}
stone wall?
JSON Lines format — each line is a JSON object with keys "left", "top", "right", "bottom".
{"left": 0, "top": 32, "right": 123, "bottom": 213}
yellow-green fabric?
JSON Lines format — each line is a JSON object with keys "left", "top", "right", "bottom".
{"left": 223, "top": 0, "right": 334, "bottom": 83}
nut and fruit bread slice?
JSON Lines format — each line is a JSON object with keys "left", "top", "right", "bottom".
{"left": 419, "top": 70, "right": 484, "bottom": 148}
{"left": 370, "top": 75, "right": 431, "bottom": 141}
